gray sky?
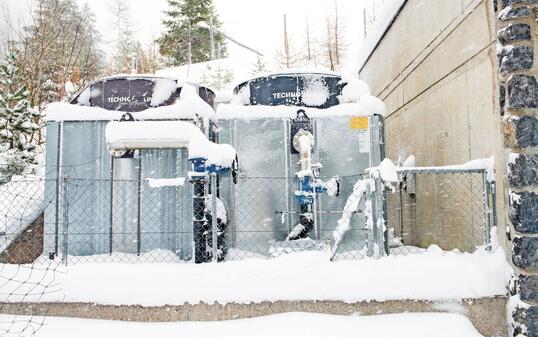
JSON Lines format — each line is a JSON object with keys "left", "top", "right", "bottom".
{"left": 1, "top": 0, "right": 369, "bottom": 66}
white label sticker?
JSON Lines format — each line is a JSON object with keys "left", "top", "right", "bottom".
{"left": 358, "top": 130, "right": 370, "bottom": 153}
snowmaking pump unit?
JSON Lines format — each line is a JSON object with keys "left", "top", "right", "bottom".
{"left": 287, "top": 110, "right": 339, "bottom": 241}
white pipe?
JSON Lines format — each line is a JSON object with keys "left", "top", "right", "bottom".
{"left": 298, "top": 134, "right": 312, "bottom": 172}
{"left": 293, "top": 130, "right": 315, "bottom": 176}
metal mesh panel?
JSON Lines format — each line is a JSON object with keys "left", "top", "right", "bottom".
{"left": 385, "top": 169, "right": 494, "bottom": 255}
{"left": 0, "top": 169, "right": 494, "bottom": 265}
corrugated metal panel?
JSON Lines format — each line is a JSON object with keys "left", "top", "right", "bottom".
{"left": 219, "top": 115, "right": 383, "bottom": 257}
{"left": 139, "top": 149, "right": 192, "bottom": 260}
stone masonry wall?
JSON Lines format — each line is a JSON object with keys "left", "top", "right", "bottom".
{"left": 496, "top": 0, "right": 538, "bottom": 336}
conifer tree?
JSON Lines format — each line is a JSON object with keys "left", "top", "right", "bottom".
{"left": 109, "top": 0, "right": 137, "bottom": 74}
{"left": 249, "top": 56, "right": 269, "bottom": 77}
{"left": 0, "top": 47, "right": 40, "bottom": 180}
{"left": 201, "top": 63, "right": 233, "bottom": 90}
{"left": 157, "top": 0, "right": 227, "bottom": 66}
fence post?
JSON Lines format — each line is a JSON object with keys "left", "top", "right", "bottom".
{"left": 366, "top": 182, "right": 374, "bottom": 258}
{"left": 481, "top": 172, "right": 492, "bottom": 250}
{"left": 61, "top": 175, "right": 69, "bottom": 266}
{"left": 372, "top": 174, "right": 386, "bottom": 258}
{"left": 490, "top": 180, "right": 498, "bottom": 242}
{"left": 211, "top": 174, "right": 218, "bottom": 262}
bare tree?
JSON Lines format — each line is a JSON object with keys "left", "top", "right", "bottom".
{"left": 320, "top": 0, "right": 346, "bottom": 71}
{"left": 135, "top": 42, "right": 164, "bottom": 74}
{"left": 363, "top": 0, "right": 385, "bottom": 38}
{"left": 275, "top": 14, "right": 303, "bottom": 69}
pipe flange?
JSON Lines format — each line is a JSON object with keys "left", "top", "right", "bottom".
{"left": 108, "top": 146, "right": 127, "bottom": 158}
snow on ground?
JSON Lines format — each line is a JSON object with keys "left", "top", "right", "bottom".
{"left": 0, "top": 247, "right": 511, "bottom": 306}
{"left": 1, "top": 312, "right": 485, "bottom": 337}
{"left": 0, "top": 176, "right": 44, "bottom": 252}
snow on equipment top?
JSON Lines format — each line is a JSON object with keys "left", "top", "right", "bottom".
{"left": 105, "top": 120, "right": 236, "bottom": 168}
{"left": 220, "top": 72, "right": 386, "bottom": 119}
{"left": 47, "top": 75, "right": 216, "bottom": 121}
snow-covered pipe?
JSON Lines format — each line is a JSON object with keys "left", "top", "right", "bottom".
{"left": 293, "top": 130, "right": 314, "bottom": 175}
{"left": 106, "top": 121, "right": 201, "bottom": 153}
{"left": 105, "top": 121, "right": 236, "bottom": 168}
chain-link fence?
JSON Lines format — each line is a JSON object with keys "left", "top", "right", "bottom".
{"left": 0, "top": 174, "right": 62, "bottom": 337}
{"left": 0, "top": 167, "right": 495, "bottom": 266}
{"left": 385, "top": 167, "right": 496, "bottom": 256}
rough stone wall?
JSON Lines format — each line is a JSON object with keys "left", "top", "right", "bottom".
{"left": 495, "top": 0, "right": 538, "bottom": 335}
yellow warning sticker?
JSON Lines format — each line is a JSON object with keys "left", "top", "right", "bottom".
{"left": 349, "top": 117, "right": 369, "bottom": 130}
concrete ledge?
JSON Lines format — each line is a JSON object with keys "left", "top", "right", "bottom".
{"left": 0, "top": 297, "right": 508, "bottom": 337}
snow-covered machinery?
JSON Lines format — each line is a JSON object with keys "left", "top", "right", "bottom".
{"left": 217, "top": 72, "right": 386, "bottom": 258}
{"left": 43, "top": 75, "right": 223, "bottom": 261}
{"left": 105, "top": 118, "right": 237, "bottom": 263}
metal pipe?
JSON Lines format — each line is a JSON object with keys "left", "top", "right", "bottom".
{"left": 109, "top": 157, "right": 114, "bottom": 255}
{"left": 284, "top": 120, "right": 292, "bottom": 234}
{"left": 398, "top": 186, "right": 404, "bottom": 244}
{"left": 366, "top": 183, "right": 374, "bottom": 258}
{"left": 136, "top": 156, "right": 142, "bottom": 255}
{"left": 275, "top": 210, "right": 363, "bottom": 215}
{"left": 211, "top": 174, "right": 219, "bottom": 262}
{"left": 482, "top": 173, "right": 491, "bottom": 249}
{"left": 491, "top": 180, "right": 498, "bottom": 237}
{"left": 62, "top": 175, "right": 69, "bottom": 266}
{"left": 193, "top": 179, "right": 207, "bottom": 264}
{"left": 54, "top": 122, "right": 62, "bottom": 256}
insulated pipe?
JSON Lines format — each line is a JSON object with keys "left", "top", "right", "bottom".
{"left": 292, "top": 129, "right": 314, "bottom": 175}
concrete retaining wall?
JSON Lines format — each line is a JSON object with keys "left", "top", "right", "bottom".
{"left": 0, "top": 297, "right": 508, "bottom": 337}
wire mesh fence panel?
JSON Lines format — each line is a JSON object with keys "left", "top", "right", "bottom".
{"left": 386, "top": 169, "right": 494, "bottom": 256}
{"left": 0, "top": 169, "right": 494, "bottom": 266}
{"left": 0, "top": 175, "right": 63, "bottom": 337}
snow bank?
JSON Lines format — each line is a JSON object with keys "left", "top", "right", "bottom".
{"left": 3, "top": 312, "right": 484, "bottom": 337}
{"left": 1, "top": 247, "right": 510, "bottom": 306}
{"left": 217, "top": 101, "right": 385, "bottom": 120}
{"left": 45, "top": 84, "right": 216, "bottom": 122}
{"left": 0, "top": 176, "right": 44, "bottom": 252}
{"left": 105, "top": 121, "right": 236, "bottom": 168}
